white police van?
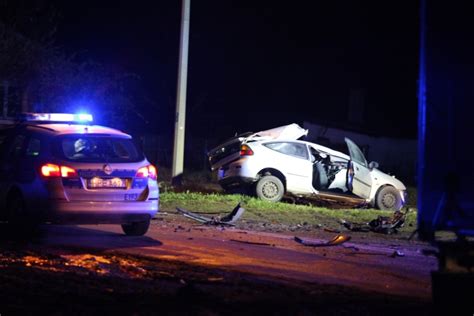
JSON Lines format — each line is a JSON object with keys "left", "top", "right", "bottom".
{"left": 0, "top": 113, "right": 159, "bottom": 236}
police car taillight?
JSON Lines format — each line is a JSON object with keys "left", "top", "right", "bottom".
{"left": 136, "top": 165, "right": 157, "bottom": 180}
{"left": 61, "top": 166, "right": 78, "bottom": 178}
{"left": 41, "top": 163, "right": 78, "bottom": 178}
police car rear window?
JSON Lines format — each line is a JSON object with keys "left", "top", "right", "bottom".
{"left": 55, "top": 135, "right": 144, "bottom": 162}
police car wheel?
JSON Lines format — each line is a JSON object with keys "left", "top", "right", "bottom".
{"left": 121, "top": 220, "right": 150, "bottom": 236}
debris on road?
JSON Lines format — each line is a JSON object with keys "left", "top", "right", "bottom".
{"left": 176, "top": 203, "right": 245, "bottom": 226}
{"left": 345, "top": 249, "right": 406, "bottom": 258}
{"left": 343, "top": 245, "right": 360, "bottom": 251}
{"left": 294, "top": 234, "right": 351, "bottom": 247}
{"left": 389, "top": 250, "right": 405, "bottom": 258}
{"left": 230, "top": 239, "right": 272, "bottom": 246}
{"left": 340, "top": 209, "right": 408, "bottom": 234}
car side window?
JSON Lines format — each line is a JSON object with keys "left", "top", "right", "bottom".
{"left": 26, "top": 137, "right": 41, "bottom": 156}
{"left": 264, "top": 142, "right": 309, "bottom": 159}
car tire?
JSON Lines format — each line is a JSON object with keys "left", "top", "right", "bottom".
{"left": 375, "top": 186, "right": 402, "bottom": 211}
{"left": 255, "top": 175, "right": 284, "bottom": 202}
{"left": 121, "top": 220, "right": 150, "bottom": 236}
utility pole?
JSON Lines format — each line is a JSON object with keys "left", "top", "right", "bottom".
{"left": 172, "top": 0, "right": 191, "bottom": 186}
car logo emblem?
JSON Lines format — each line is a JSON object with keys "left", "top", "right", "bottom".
{"left": 103, "top": 164, "right": 113, "bottom": 175}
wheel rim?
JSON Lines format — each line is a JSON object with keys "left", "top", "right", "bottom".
{"left": 262, "top": 181, "right": 279, "bottom": 199}
{"left": 382, "top": 193, "right": 396, "bottom": 208}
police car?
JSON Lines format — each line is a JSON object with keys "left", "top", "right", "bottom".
{"left": 0, "top": 113, "right": 159, "bottom": 236}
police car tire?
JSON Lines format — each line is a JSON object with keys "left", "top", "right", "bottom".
{"left": 122, "top": 220, "right": 150, "bottom": 236}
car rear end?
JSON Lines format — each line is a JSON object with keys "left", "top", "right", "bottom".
{"left": 208, "top": 135, "right": 261, "bottom": 190}
{"left": 40, "top": 133, "right": 159, "bottom": 225}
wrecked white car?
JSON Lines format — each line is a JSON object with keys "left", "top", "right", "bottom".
{"left": 208, "top": 124, "right": 407, "bottom": 210}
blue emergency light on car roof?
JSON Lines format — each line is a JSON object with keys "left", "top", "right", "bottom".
{"left": 20, "top": 113, "right": 93, "bottom": 123}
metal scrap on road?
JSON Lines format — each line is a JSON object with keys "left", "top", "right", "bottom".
{"left": 176, "top": 203, "right": 245, "bottom": 226}
{"left": 340, "top": 209, "right": 408, "bottom": 235}
{"left": 294, "top": 234, "right": 351, "bottom": 247}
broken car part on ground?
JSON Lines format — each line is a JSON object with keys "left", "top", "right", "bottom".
{"left": 176, "top": 203, "right": 245, "bottom": 226}
{"left": 294, "top": 234, "right": 351, "bottom": 247}
{"left": 340, "top": 209, "right": 408, "bottom": 235}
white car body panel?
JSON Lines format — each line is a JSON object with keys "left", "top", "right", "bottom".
{"left": 366, "top": 168, "right": 406, "bottom": 202}
{"left": 256, "top": 144, "right": 313, "bottom": 194}
{"left": 351, "top": 161, "right": 373, "bottom": 199}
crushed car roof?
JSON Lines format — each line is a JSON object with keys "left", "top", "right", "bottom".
{"left": 247, "top": 123, "right": 308, "bottom": 141}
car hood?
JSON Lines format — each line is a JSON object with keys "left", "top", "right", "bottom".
{"left": 246, "top": 123, "right": 308, "bottom": 141}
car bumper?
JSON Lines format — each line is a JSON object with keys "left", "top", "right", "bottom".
{"left": 46, "top": 200, "right": 159, "bottom": 224}
{"left": 217, "top": 157, "right": 258, "bottom": 179}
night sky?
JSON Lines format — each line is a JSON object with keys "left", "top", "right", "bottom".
{"left": 54, "top": 1, "right": 419, "bottom": 140}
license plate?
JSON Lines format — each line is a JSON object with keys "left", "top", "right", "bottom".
{"left": 87, "top": 177, "right": 126, "bottom": 189}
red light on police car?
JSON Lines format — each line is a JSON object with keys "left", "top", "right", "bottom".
{"left": 60, "top": 165, "right": 78, "bottom": 178}
{"left": 136, "top": 165, "right": 157, "bottom": 180}
{"left": 41, "top": 163, "right": 61, "bottom": 177}
{"left": 41, "top": 163, "right": 78, "bottom": 178}
{"left": 148, "top": 165, "right": 157, "bottom": 180}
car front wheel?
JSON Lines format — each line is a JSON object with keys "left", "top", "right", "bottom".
{"left": 375, "top": 186, "right": 402, "bottom": 211}
{"left": 121, "top": 220, "right": 150, "bottom": 236}
{"left": 255, "top": 175, "right": 284, "bottom": 202}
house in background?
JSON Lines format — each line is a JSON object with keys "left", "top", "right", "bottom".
{"left": 303, "top": 120, "right": 417, "bottom": 185}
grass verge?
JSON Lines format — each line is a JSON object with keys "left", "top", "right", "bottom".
{"left": 159, "top": 191, "right": 418, "bottom": 234}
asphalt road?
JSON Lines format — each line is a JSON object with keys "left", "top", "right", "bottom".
{"left": 0, "top": 219, "right": 441, "bottom": 314}
{"left": 37, "top": 220, "right": 436, "bottom": 299}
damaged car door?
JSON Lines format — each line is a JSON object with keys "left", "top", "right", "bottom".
{"left": 262, "top": 141, "right": 313, "bottom": 194}
{"left": 345, "top": 138, "right": 372, "bottom": 200}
